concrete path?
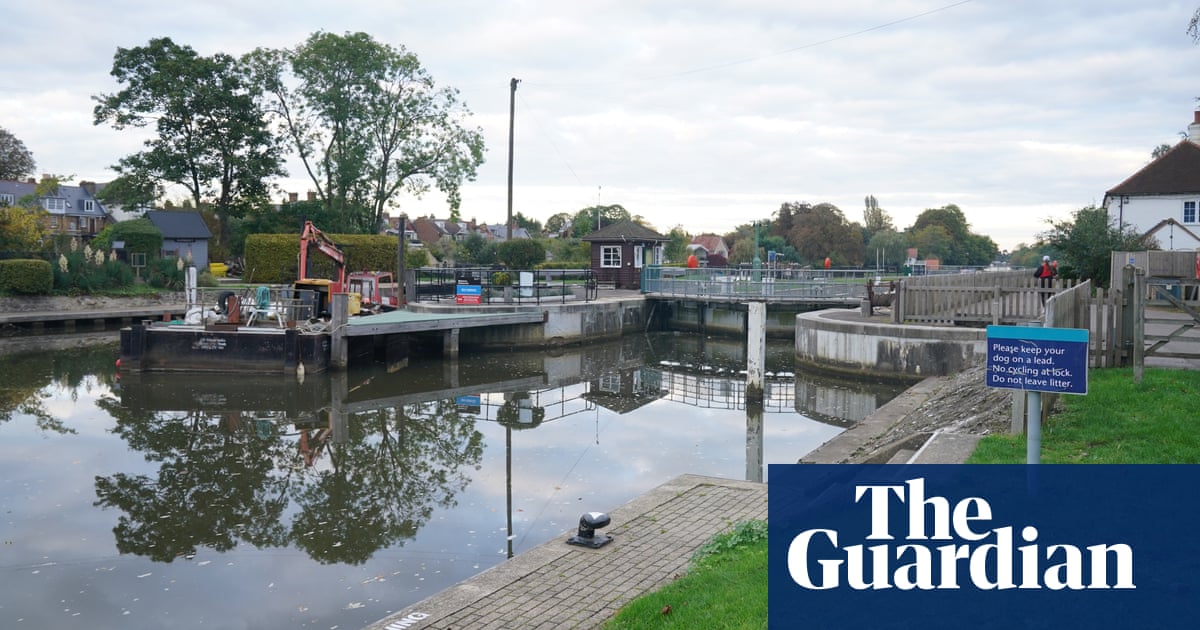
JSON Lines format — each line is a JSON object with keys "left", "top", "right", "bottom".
{"left": 365, "top": 474, "right": 766, "bottom": 630}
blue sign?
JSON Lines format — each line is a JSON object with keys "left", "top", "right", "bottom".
{"left": 768, "top": 464, "right": 1200, "bottom": 629}
{"left": 455, "top": 395, "right": 480, "bottom": 406}
{"left": 455, "top": 284, "right": 482, "bottom": 296}
{"left": 986, "top": 325, "right": 1088, "bottom": 395}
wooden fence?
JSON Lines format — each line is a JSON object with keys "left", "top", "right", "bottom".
{"left": 892, "top": 270, "right": 1072, "bottom": 326}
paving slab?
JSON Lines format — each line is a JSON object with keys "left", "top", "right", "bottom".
{"left": 365, "top": 474, "right": 766, "bottom": 630}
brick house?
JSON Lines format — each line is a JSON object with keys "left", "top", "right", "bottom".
{"left": 0, "top": 178, "right": 113, "bottom": 241}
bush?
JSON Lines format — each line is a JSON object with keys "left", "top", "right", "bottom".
{"left": 52, "top": 246, "right": 134, "bottom": 293}
{"left": 0, "top": 259, "right": 53, "bottom": 294}
{"left": 147, "top": 257, "right": 186, "bottom": 290}
{"left": 497, "top": 239, "right": 546, "bottom": 269}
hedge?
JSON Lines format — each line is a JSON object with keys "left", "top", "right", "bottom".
{"left": 243, "top": 233, "right": 404, "bottom": 284}
{"left": 0, "top": 259, "right": 53, "bottom": 294}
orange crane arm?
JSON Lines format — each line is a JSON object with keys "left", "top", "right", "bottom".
{"left": 298, "top": 220, "right": 347, "bottom": 288}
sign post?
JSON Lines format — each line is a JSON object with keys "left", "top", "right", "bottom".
{"left": 985, "top": 325, "right": 1089, "bottom": 464}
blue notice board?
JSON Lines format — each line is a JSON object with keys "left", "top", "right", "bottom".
{"left": 986, "top": 325, "right": 1088, "bottom": 395}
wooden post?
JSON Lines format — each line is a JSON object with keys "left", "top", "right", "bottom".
{"left": 330, "top": 292, "right": 349, "bottom": 370}
{"left": 1133, "top": 266, "right": 1145, "bottom": 383}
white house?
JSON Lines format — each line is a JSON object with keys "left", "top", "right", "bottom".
{"left": 1103, "top": 111, "right": 1200, "bottom": 250}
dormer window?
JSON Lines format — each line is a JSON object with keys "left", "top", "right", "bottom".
{"left": 44, "top": 198, "right": 66, "bottom": 211}
{"left": 84, "top": 200, "right": 95, "bottom": 212}
{"left": 0, "top": 193, "right": 12, "bottom": 206}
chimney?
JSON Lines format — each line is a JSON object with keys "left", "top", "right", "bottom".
{"left": 1189, "top": 111, "right": 1200, "bottom": 144}
{"left": 288, "top": 192, "right": 298, "bottom": 203}
{"left": 79, "top": 181, "right": 96, "bottom": 195}
{"left": 307, "top": 191, "right": 316, "bottom": 202}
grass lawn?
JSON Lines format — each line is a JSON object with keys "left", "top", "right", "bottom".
{"left": 968, "top": 367, "right": 1200, "bottom": 463}
{"left": 602, "top": 521, "right": 767, "bottom": 630}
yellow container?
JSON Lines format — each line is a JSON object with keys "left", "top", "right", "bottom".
{"left": 208, "top": 262, "right": 228, "bottom": 278}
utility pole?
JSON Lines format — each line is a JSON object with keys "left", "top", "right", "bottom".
{"left": 507, "top": 78, "right": 519, "bottom": 242}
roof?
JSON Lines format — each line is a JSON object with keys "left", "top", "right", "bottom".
{"left": 0, "top": 179, "right": 110, "bottom": 218}
{"left": 1139, "top": 218, "right": 1200, "bottom": 246}
{"left": 688, "top": 234, "right": 726, "bottom": 254}
{"left": 581, "top": 220, "right": 668, "bottom": 243}
{"left": 145, "top": 210, "right": 212, "bottom": 239}
{"left": 1106, "top": 140, "right": 1200, "bottom": 198}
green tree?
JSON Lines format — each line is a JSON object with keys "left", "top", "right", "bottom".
{"left": 0, "top": 206, "right": 48, "bottom": 253}
{"left": 545, "top": 212, "right": 573, "bottom": 235}
{"left": 457, "top": 231, "right": 497, "bottom": 265}
{"left": 1040, "top": 205, "right": 1148, "bottom": 288}
{"left": 664, "top": 226, "right": 691, "bottom": 264}
{"left": 865, "top": 229, "right": 908, "bottom": 270}
{"left": 570, "top": 204, "right": 630, "bottom": 238}
{"left": 863, "top": 194, "right": 894, "bottom": 237}
{"left": 0, "top": 126, "right": 35, "bottom": 181}
{"left": 93, "top": 37, "right": 283, "bottom": 244}
{"left": 497, "top": 239, "right": 546, "bottom": 269}
{"left": 786, "top": 202, "right": 864, "bottom": 266}
{"left": 249, "top": 31, "right": 485, "bottom": 233}
{"left": 906, "top": 204, "right": 997, "bottom": 266}
{"left": 95, "top": 173, "right": 160, "bottom": 211}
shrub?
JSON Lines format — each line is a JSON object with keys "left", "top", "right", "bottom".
{"left": 0, "top": 259, "right": 53, "bottom": 294}
{"left": 52, "top": 246, "right": 133, "bottom": 293}
{"left": 497, "top": 239, "right": 546, "bottom": 269}
{"left": 147, "top": 256, "right": 186, "bottom": 290}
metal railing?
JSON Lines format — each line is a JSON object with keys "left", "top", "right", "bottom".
{"left": 640, "top": 266, "right": 868, "bottom": 301}
{"left": 411, "top": 267, "right": 596, "bottom": 305}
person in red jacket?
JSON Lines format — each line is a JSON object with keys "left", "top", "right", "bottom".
{"left": 1035, "top": 255, "right": 1057, "bottom": 303}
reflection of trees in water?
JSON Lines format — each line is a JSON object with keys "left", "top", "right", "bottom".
{"left": 92, "top": 398, "right": 483, "bottom": 565}
{"left": 291, "top": 400, "right": 483, "bottom": 564}
{"left": 0, "top": 346, "right": 118, "bottom": 434}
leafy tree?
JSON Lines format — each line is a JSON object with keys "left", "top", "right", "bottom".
{"left": 93, "top": 37, "right": 283, "bottom": 244}
{"left": 0, "top": 205, "right": 48, "bottom": 254}
{"left": 664, "top": 226, "right": 690, "bottom": 264}
{"left": 865, "top": 228, "right": 908, "bottom": 270}
{"left": 545, "top": 212, "right": 573, "bottom": 235}
{"left": 1151, "top": 143, "right": 1173, "bottom": 160}
{"left": 786, "top": 202, "right": 864, "bottom": 266}
{"left": 497, "top": 238, "right": 546, "bottom": 269}
{"left": 570, "top": 204, "right": 629, "bottom": 238}
{"left": 0, "top": 126, "right": 35, "bottom": 180}
{"left": 95, "top": 173, "right": 160, "bottom": 211}
{"left": 863, "top": 194, "right": 894, "bottom": 237}
{"left": 457, "top": 231, "right": 497, "bottom": 265}
{"left": 249, "top": 31, "right": 485, "bottom": 233}
{"left": 1040, "top": 205, "right": 1148, "bottom": 288}
{"left": 512, "top": 211, "right": 542, "bottom": 236}
{"left": 906, "top": 204, "right": 997, "bottom": 266}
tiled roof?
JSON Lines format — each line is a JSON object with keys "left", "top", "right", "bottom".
{"left": 1106, "top": 141, "right": 1200, "bottom": 197}
{"left": 0, "top": 179, "right": 110, "bottom": 217}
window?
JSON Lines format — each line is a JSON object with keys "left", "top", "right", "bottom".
{"left": 50, "top": 217, "right": 58, "bottom": 228}
{"left": 0, "top": 193, "right": 13, "bottom": 206}
{"left": 84, "top": 199, "right": 95, "bottom": 212}
{"left": 634, "top": 245, "right": 644, "bottom": 269}
{"left": 601, "top": 245, "right": 621, "bottom": 268}
{"left": 1186, "top": 201, "right": 1198, "bottom": 224}
{"left": 44, "top": 198, "right": 66, "bottom": 211}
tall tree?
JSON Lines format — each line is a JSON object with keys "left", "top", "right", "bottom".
{"left": 93, "top": 37, "right": 283, "bottom": 243}
{"left": 570, "top": 204, "right": 630, "bottom": 237}
{"left": 863, "top": 194, "right": 894, "bottom": 236}
{"left": 664, "top": 226, "right": 690, "bottom": 264}
{"left": 0, "top": 126, "right": 35, "bottom": 180}
{"left": 249, "top": 32, "right": 485, "bottom": 233}
{"left": 906, "top": 204, "right": 997, "bottom": 266}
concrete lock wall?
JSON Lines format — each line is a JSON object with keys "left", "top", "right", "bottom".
{"left": 459, "top": 298, "right": 648, "bottom": 349}
{"left": 658, "top": 301, "right": 804, "bottom": 338}
{"left": 795, "top": 309, "right": 987, "bottom": 379}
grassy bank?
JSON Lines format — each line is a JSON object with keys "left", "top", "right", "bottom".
{"left": 968, "top": 367, "right": 1200, "bottom": 463}
{"left": 603, "top": 521, "right": 767, "bottom": 630}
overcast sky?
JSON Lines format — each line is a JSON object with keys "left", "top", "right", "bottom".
{"left": 2, "top": 0, "right": 1198, "bottom": 250}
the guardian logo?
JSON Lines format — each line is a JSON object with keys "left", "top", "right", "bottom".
{"left": 786, "top": 478, "right": 1135, "bottom": 591}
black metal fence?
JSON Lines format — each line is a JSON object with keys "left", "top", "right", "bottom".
{"left": 412, "top": 267, "right": 596, "bottom": 305}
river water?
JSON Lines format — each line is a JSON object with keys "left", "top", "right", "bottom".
{"left": 0, "top": 333, "right": 907, "bottom": 629}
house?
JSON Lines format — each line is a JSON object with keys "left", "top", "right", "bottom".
{"left": 145, "top": 210, "right": 213, "bottom": 268}
{"left": 686, "top": 234, "right": 730, "bottom": 267}
{"left": 580, "top": 221, "right": 668, "bottom": 290}
{"left": 0, "top": 177, "right": 114, "bottom": 241}
{"left": 1103, "top": 111, "right": 1200, "bottom": 250}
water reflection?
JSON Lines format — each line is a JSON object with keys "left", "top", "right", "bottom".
{"left": 0, "top": 334, "right": 906, "bottom": 629}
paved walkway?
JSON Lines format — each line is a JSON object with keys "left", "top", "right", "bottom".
{"left": 365, "top": 474, "right": 767, "bottom": 630}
